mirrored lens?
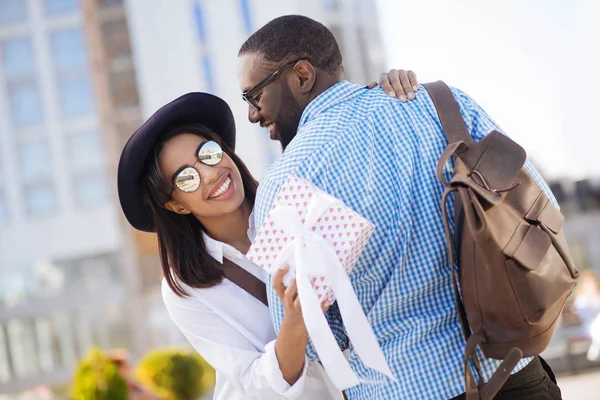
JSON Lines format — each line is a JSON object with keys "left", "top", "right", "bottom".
{"left": 198, "top": 141, "right": 223, "bottom": 166}
{"left": 174, "top": 167, "right": 200, "bottom": 192}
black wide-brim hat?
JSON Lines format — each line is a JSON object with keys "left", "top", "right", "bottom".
{"left": 117, "top": 92, "right": 236, "bottom": 232}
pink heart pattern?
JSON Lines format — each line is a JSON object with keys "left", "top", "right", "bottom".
{"left": 247, "top": 176, "right": 375, "bottom": 304}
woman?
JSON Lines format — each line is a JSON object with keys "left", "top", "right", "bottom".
{"left": 117, "top": 71, "right": 418, "bottom": 400}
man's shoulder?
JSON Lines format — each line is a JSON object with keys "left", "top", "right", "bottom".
{"left": 335, "top": 85, "right": 404, "bottom": 118}
{"left": 299, "top": 86, "right": 400, "bottom": 136}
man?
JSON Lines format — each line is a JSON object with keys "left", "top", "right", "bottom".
{"left": 238, "top": 15, "right": 562, "bottom": 400}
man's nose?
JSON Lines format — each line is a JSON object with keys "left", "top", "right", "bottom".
{"left": 248, "top": 105, "right": 260, "bottom": 124}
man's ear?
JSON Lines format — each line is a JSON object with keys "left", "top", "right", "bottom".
{"left": 164, "top": 200, "right": 191, "bottom": 215}
{"left": 294, "top": 60, "right": 316, "bottom": 94}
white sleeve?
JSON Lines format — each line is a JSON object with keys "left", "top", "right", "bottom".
{"left": 161, "top": 282, "right": 308, "bottom": 400}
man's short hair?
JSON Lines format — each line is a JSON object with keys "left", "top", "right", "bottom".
{"left": 239, "top": 15, "right": 343, "bottom": 78}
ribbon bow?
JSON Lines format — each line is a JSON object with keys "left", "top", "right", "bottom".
{"left": 270, "top": 191, "right": 395, "bottom": 390}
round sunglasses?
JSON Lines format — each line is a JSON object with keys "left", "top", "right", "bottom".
{"left": 170, "top": 141, "right": 223, "bottom": 193}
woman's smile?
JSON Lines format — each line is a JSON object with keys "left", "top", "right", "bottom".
{"left": 209, "top": 173, "right": 234, "bottom": 200}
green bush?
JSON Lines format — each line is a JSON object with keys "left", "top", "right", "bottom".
{"left": 135, "top": 349, "right": 215, "bottom": 400}
{"left": 71, "top": 347, "right": 129, "bottom": 400}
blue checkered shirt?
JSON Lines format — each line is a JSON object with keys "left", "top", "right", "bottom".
{"left": 252, "top": 81, "right": 555, "bottom": 400}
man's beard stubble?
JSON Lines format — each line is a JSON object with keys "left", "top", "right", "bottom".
{"left": 276, "top": 82, "right": 304, "bottom": 151}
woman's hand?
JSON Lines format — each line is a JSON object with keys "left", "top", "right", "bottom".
{"left": 272, "top": 265, "right": 330, "bottom": 385}
{"left": 367, "top": 69, "right": 419, "bottom": 103}
{"left": 273, "top": 266, "right": 330, "bottom": 329}
{"left": 273, "top": 265, "right": 331, "bottom": 328}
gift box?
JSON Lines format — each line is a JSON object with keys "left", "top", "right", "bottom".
{"left": 247, "top": 175, "right": 394, "bottom": 390}
{"left": 247, "top": 176, "right": 374, "bottom": 303}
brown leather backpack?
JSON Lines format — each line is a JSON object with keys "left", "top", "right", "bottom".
{"left": 423, "top": 81, "right": 580, "bottom": 399}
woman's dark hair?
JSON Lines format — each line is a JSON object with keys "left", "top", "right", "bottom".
{"left": 141, "top": 123, "right": 258, "bottom": 297}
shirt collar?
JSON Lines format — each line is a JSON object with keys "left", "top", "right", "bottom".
{"left": 202, "top": 232, "right": 249, "bottom": 265}
{"left": 298, "top": 80, "right": 365, "bottom": 129}
{"left": 202, "top": 232, "right": 225, "bottom": 263}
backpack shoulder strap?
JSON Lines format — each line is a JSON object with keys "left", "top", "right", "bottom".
{"left": 221, "top": 258, "right": 269, "bottom": 307}
{"left": 423, "top": 81, "right": 475, "bottom": 147}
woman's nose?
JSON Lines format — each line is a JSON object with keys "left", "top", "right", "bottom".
{"left": 197, "top": 162, "right": 220, "bottom": 188}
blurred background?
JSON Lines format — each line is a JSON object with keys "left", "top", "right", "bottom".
{"left": 0, "top": 0, "right": 598, "bottom": 399}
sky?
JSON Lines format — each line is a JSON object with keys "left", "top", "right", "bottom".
{"left": 376, "top": 0, "right": 600, "bottom": 179}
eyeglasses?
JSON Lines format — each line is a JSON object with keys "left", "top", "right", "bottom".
{"left": 241, "top": 58, "right": 308, "bottom": 111}
{"left": 170, "top": 141, "right": 223, "bottom": 194}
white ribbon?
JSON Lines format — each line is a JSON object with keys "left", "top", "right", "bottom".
{"left": 270, "top": 192, "right": 395, "bottom": 390}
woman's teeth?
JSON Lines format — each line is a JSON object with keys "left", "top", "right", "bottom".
{"left": 266, "top": 124, "right": 274, "bottom": 133}
{"left": 210, "top": 176, "right": 231, "bottom": 199}
{"left": 210, "top": 177, "right": 231, "bottom": 199}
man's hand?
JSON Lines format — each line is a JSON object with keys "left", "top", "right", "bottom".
{"left": 368, "top": 69, "right": 419, "bottom": 103}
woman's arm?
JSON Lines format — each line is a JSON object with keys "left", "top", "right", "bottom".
{"left": 272, "top": 266, "right": 330, "bottom": 385}
{"left": 161, "top": 278, "right": 317, "bottom": 399}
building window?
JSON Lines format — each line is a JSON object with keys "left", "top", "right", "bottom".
{"left": 570, "top": 240, "right": 590, "bottom": 271}
{"left": 50, "top": 29, "right": 87, "bottom": 70}
{"left": 60, "top": 76, "right": 94, "bottom": 116}
{"left": 356, "top": 27, "right": 371, "bottom": 84}
{"left": 239, "top": 0, "right": 253, "bottom": 34}
{"left": 18, "top": 140, "right": 57, "bottom": 215}
{"left": 193, "top": 2, "right": 207, "bottom": 44}
{"left": 19, "top": 141, "right": 52, "bottom": 182}
{"left": 24, "top": 185, "right": 57, "bottom": 215}
{"left": 202, "top": 54, "right": 215, "bottom": 93}
{"left": 102, "top": 19, "right": 132, "bottom": 62}
{"left": 3, "top": 38, "right": 35, "bottom": 78}
{"left": 50, "top": 28, "right": 95, "bottom": 117}
{"left": 73, "top": 174, "right": 108, "bottom": 207}
{"left": 109, "top": 69, "right": 138, "bottom": 109}
{"left": 96, "top": 0, "right": 123, "bottom": 9}
{"left": 192, "top": 2, "right": 215, "bottom": 92}
{"left": 2, "top": 38, "right": 44, "bottom": 127}
{"left": 68, "top": 132, "right": 105, "bottom": 170}
{"left": 329, "top": 25, "right": 347, "bottom": 79}
{"left": 8, "top": 84, "right": 44, "bottom": 127}
{"left": 0, "top": 0, "right": 27, "bottom": 25}
{"left": 323, "top": 0, "right": 339, "bottom": 10}
{"left": 44, "top": 0, "right": 79, "bottom": 16}
{"left": 67, "top": 132, "right": 108, "bottom": 206}
{"left": 0, "top": 168, "right": 6, "bottom": 222}
{"left": 6, "top": 319, "right": 39, "bottom": 378}
{"left": 0, "top": 195, "right": 6, "bottom": 222}
{"left": 0, "top": 326, "right": 10, "bottom": 382}
{"left": 34, "top": 317, "right": 57, "bottom": 373}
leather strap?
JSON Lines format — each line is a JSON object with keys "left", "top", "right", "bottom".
{"left": 429, "top": 83, "right": 487, "bottom": 394}
{"left": 441, "top": 187, "right": 472, "bottom": 341}
{"left": 423, "top": 81, "right": 475, "bottom": 148}
{"left": 221, "top": 258, "right": 269, "bottom": 307}
{"left": 436, "top": 141, "right": 468, "bottom": 186}
{"left": 481, "top": 347, "right": 522, "bottom": 399}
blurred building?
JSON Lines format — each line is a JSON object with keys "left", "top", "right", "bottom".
{"left": 0, "top": 0, "right": 386, "bottom": 396}
{"left": 541, "top": 178, "right": 600, "bottom": 374}
{"left": 0, "top": 0, "right": 131, "bottom": 395}
{"left": 548, "top": 178, "right": 600, "bottom": 273}
{"left": 125, "top": 0, "right": 386, "bottom": 178}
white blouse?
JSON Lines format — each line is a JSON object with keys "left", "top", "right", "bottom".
{"left": 161, "top": 233, "right": 342, "bottom": 400}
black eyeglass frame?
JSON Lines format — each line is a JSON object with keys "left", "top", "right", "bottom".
{"left": 241, "top": 58, "right": 309, "bottom": 111}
